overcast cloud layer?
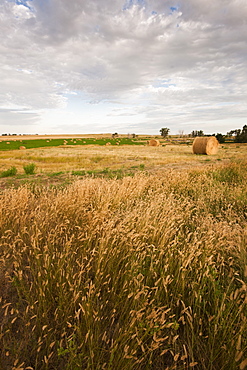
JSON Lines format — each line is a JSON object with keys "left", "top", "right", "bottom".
{"left": 0, "top": 0, "right": 247, "bottom": 134}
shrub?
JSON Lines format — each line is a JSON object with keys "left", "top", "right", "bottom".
{"left": 0, "top": 166, "right": 17, "bottom": 177}
{"left": 23, "top": 163, "right": 36, "bottom": 175}
{"left": 216, "top": 133, "right": 225, "bottom": 143}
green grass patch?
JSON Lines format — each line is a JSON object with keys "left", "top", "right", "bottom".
{"left": 0, "top": 166, "right": 17, "bottom": 177}
{"left": 0, "top": 137, "right": 144, "bottom": 151}
{"left": 23, "top": 163, "right": 36, "bottom": 175}
{"left": 212, "top": 162, "right": 246, "bottom": 185}
{"left": 71, "top": 167, "right": 138, "bottom": 179}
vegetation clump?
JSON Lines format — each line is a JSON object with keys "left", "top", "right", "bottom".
{"left": 0, "top": 166, "right": 17, "bottom": 177}
{"left": 23, "top": 163, "right": 36, "bottom": 175}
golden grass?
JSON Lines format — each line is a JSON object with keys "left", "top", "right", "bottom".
{"left": 0, "top": 159, "right": 246, "bottom": 369}
{"left": 0, "top": 143, "right": 246, "bottom": 175}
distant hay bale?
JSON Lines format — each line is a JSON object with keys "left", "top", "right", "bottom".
{"left": 105, "top": 142, "right": 111, "bottom": 146}
{"left": 192, "top": 136, "right": 219, "bottom": 155}
{"left": 6, "top": 142, "right": 10, "bottom": 144}
{"left": 19, "top": 146, "right": 26, "bottom": 150}
{"left": 148, "top": 139, "right": 160, "bottom": 147}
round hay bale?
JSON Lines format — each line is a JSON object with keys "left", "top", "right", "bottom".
{"left": 19, "top": 146, "right": 26, "bottom": 150}
{"left": 149, "top": 139, "right": 160, "bottom": 147}
{"left": 105, "top": 142, "right": 111, "bottom": 146}
{"left": 192, "top": 136, "right": 219, "bottom": 155}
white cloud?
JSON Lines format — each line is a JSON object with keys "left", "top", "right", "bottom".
{"left": 0, "top": 0, "right": 247, "bottom": 134}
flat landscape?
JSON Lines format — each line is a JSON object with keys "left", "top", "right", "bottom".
{"left": 0, "top": 135, "right": 246, "bottom": 188}
{"left": 0, "top": 137, "right": 247, "bottom": 369}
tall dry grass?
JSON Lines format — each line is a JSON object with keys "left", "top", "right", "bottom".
{"left": 0, "top": 160, "right": 246, "bottom": 369}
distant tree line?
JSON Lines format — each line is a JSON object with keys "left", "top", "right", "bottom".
{"left": 190, "top": 130, "right": 204, "bottom": 137}
{"left": 159, "top": 125, "right": 247, "bottom": 144}
{"left": 226, "top": 125, "right": 247, "bottom": 142}
{"left": 214, "top": 125, "right": 247, "bottom": 143}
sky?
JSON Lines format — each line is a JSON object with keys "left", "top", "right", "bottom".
{"left": 0, "top": 0, "right": 247, "bottom": 135}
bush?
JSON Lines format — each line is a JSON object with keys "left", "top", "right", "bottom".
{"left": 0, "top": 166, "right": 17, "bottom": 177}
{"left": 23, "top": 163, "right": 36, "bottom": 175}
{"left": 216, "top": 133, "right": 225, "bottom": 143}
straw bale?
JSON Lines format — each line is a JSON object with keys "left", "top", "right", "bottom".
{"left": 105, "top": 142, "right": 111, "bottom": 146}
{"left": 148, "top": 139, "right": 160, "bottom": 147}
{"left": 19, "top": 146, "right": 26, "bottom": 150}
{"left": 192, "top": 136, "right": 219, "bottom": 155}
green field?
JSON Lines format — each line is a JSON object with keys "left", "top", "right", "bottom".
{"left": 0, "top": 137, "right": 144, "bottom": 151}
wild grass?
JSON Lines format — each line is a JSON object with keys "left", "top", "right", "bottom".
{"left": 0, "top": 159, "right": 246, "bottom": 369}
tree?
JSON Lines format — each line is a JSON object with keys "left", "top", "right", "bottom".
{"left": 215, "top": 133, "right": 225, "bottom": 143}
{"left": 190, "top": 130, "right": 204, "bottom": 137}
{"left": 160, "top": 128, "right": 170, "bottom": 138}
{"left": 235, "top": 125, "right": 247, "bottom": 143}
{"left": 227, "top": 129, "right": 240, "bottom": 137}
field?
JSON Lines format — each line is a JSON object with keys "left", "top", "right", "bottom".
{"left": 0, "top": 135, "right": 246, "bottom": 187}
{"left": 0, "top": 138, "right": 247, "bottom": 369}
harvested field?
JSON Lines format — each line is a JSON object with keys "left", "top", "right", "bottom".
{"left": 0, "top": 142, "right": 246, "bottom": 177}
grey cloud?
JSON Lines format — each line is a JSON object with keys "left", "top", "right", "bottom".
{"left": 0, "top": 0, "right": 247, "bottom": 133}
{"left": 0, "top": 109, "right": 40, "bottom": 128}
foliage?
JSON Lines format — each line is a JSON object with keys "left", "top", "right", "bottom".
{"left": 227, "top": 129, "right": 241, "bottom": 137}
{"left": 23, "top": 163, "right": 36, "bottom": 175}
{"left": 227, "top": 126, "right": 247, "bottom": 143}
{"left": 0, "top": 166, "right": 17, "bottom": 177}
{"left": 0, "top": 160, "right": 246, "bottom": 369}
{"left": 235, "top": 125, "right": 247, "bottom": 143}
{"left": 160, "top": 127, "right": 170, "bottom": 138}
{"left": 215, "top": 133, "right": 225, "bottom": 143}
{"left": 190, "top": 130, "right": 204, "bottom": 137}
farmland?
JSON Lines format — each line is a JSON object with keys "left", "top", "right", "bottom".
{"left": 0, "top": 138, "right": 247, "bottom": 369}
{"left": 0, "top": 135, "right": 246, "bottom": 187}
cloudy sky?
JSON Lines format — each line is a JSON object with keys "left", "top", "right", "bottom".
{"left": 0, "top": 0, "right": 246, "bottom": 135}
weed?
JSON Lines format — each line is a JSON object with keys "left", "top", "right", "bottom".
{"left": 0, "top": 166, "right": 17, "bottom": 177}
{"left": 71, "top": 170, "right": 86, "bottom": 176}
{"left": 139, "top": 163, "right": 145, "bottom": 170}
{"left": 47, "top": 171, "right": 65, "bottom": 177}
{"left": 23, "top": 163, "right": 36, "bottom": 174}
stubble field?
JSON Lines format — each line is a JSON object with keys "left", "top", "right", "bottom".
{"left": 0, "top": 138, "right": 246, "bottom": 369}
